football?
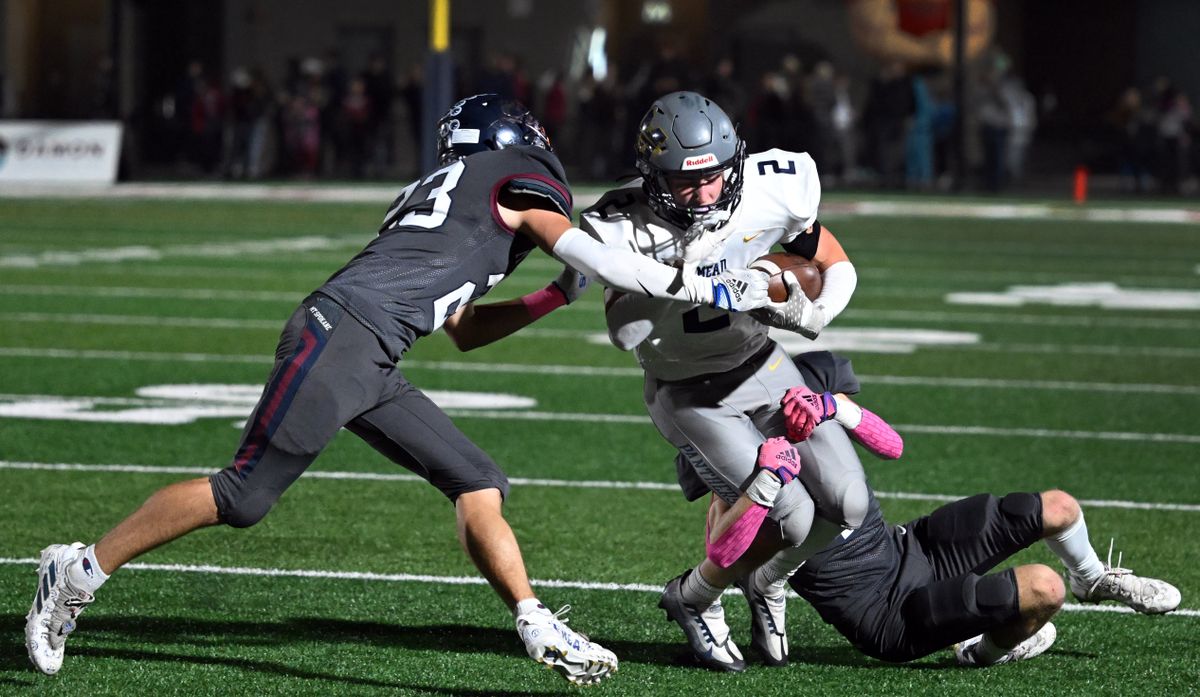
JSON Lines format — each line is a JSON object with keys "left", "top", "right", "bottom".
{"left": 749, "top": 252, "right": 822, "bottom": 302}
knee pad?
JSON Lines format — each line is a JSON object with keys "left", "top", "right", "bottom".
{"left": 220, "top": 491, "right": 277, "bottom": 529}
{"left": 999, "top": 492, "right": 1041, "bottom": 518}
{"left": 975, "top": 570, "right": 1022, "bottom": 620}
{"left": 209, "top": 470, "right": 279, "bottom": 529}
{"left": 839, "top": 478, "right": 870, "bottom": 529}
{"left": 776, "top": 496, "right": 815, "bottom": 546}
{"left": 902, "top": 571, "right": 1021, "bottom": 657}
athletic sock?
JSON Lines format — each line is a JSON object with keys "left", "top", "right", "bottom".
{"left": 755, "top": 547, "right": 808, "bottom": 597}
{"left": 1043, "top": 512, "right": 1105, "bottom": 586}
{"left": 680, "top": 564, "right": 724, "bottom": 607}
{"left": 975, "top": 633, "right": 1012, "bottom": 664}
{"left": 66, "top": 544, "right": 109, "bottom": 595}
{"left": 757, "top": 516, "right": 845, "bottom": 596}
{"left": 514, "top": 598, "right": 547, "bottom": 618}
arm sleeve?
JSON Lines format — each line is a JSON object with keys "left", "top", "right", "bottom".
{"left": 552, "top": 227, "right": 712, "bottom": 305}
{"left": 814, "top": 260, "right": 857, "bottom": 323}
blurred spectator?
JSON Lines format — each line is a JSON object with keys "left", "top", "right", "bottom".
{"left": 977, "top": 62, "right": 1009, "bottom": 191}
{"left": 478, "top": 53, "right": 517, "bottom": 100}
{"left": 1154, "top": 82, "right": 1193, "bottom": 195}
{"left": 1109, "top": 87, "right": 1155, "bottom": 192}
{"left": 224, "top": 67, "right": 272, "bottom": 179}
{"left": 1003, "top": 74, "right": 1037, "bottom": 186}
{"left": 362, "top": 52, "right": 396, "bottom": 175}
{"left": 574, "top": 70, "right": 623, "bottom": 181}
{"left": 399, "top": 63, "right": 424, "bottom": 165}
{"left": 337, "top": 77, "right": 373, "bottom": 178}
{"left": 511, "top": 55, "right": 533, "bottom": 107}
{"left": 705, "top": 57, "right": 747, "bottom": 128}
{"left": 539, "top": 71, "right": 567, "bottom": 144}
{"left": 284, "top": 85, "right": 322, "bottom": 178}
{"left": 863, "top": 61, "right": 914, "bottom": 188}
{"left": 830, "top": 74, "right": 859, "bottom": 183}
{"left": 181, "top": 62, "right": 224, "bottom": 175}
{"left": 746, "top": 71, "right": 793, "bottom": 153}
{"left": 807, "top": 60, "right": 838, "bottom": 173}
{"left": 637, "top": 39, "right": 693, "bottom": 111}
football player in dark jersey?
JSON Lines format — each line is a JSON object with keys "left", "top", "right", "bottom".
{"left": 704, "top": 426, "right": 1181, "bottom": 667}
{"left": 24, "top": 94, "right": 774, "bottom": 685}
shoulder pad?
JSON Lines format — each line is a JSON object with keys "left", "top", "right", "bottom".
{"left": 490, "top": 146, "right": 573, "bottom": 218}
{"left": 743, "top": 150, "right": 821, "bottom": 232}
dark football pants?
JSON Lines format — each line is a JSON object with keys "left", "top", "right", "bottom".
{"left": 209, "top": 294, "right": 509, "bottom": 527}
{"left": 872, "top": 492, "right": 1045, "bottom": 662}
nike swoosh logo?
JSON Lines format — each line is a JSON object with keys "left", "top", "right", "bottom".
{"left": 767, "top": 356, "right": 784, "bottom": 371}
{"left": 743, "top": 231, "right": 763, "bottom": 242}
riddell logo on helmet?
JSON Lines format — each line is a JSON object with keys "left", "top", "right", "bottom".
{"left": 682, "top": 153, "right": 717, "bottom": 170}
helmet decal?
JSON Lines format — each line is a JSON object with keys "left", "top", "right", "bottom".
{"left": 681, "top": 153, "right": 718, "bottom": 170}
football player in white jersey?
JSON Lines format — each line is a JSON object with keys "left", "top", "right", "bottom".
{"left": 581, "top": 91, "right": 902, "bottom": 672}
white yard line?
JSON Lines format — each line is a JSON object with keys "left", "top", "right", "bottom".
{"left": 4, "top": 342, "right": 1200, "bottom": 380}
{"left": 4, "top": 183, "right": 1199, "bottom": 225}
{"left": 0, "top": 555, "right": 1194, "bottom": 618}
{"left": 0, "top": 382, "right": 1196, "bottom": 442}
{"left": 2, "top": 460, "right": 1198, "bottom": 512}
{"left": 10, "top": 308, "right": 1200, "bottom": 334}
{"left": 0, "top": 283, "right": 298, "bottom": 302}
{"left": 2, "top": 345, "right": 1200, "bottom": 397}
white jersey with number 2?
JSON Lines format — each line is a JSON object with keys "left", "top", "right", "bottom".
{"left": 580, "top": 149, "right": 821, "bottom": 381}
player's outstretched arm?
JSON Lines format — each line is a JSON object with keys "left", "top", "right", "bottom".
{"left": 501, "top": 195, "right": 768, "bottom": 312}
{"left": 443, "top": 266, "right": 588, "bottom": 351}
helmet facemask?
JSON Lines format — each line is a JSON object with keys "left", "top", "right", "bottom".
{"left": 639, "top": 139, "right": 746, "bottom": 239}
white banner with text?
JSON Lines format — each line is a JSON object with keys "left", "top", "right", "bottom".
{"left": 0, "top": 121, "right": 122, "bottom": 184}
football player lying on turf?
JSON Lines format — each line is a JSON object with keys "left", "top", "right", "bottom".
{"left": 583, "top": 91, "right": 899, "bottom": 672}
{"left": 24, "top": 94, "right": 776, "bottom": 685}
{"left": 743, "top": 438, "right": 1183, "bottom": 666}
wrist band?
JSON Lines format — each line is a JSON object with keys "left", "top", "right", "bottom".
{"left": 521, "top": 284, "right": 568, "bottom": 320}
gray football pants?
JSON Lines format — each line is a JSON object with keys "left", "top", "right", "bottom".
{"left": 644, "top": 342, "right": 868, "bottom": 544}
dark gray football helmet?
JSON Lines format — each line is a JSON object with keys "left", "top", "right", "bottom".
{"left": 634, "top": 91, "right": 746, "bottom": 230}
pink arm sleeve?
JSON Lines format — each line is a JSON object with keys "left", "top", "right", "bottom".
{"left": 849, "top": 408, "right": 904, "bottom": 460}
{"left": 705, "top": 503, "right": 770, "bottom": 568}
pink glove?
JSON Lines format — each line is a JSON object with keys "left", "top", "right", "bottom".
{"left": 781, "top": 386, "right": 837, "bottom": 441}
{"left": 757, "top": 437, "right": 802, "bottom": 484}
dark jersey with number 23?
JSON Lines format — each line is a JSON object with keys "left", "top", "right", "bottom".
{"left": 318, "top": 146, "right": 572, "bottom": 361}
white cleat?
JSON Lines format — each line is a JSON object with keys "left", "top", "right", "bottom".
{"left": 735, "top": 574, "right": 788, "bottom": 666}
{"left": 1069, "top": 541, "right": 1181, "bottom": 615}
{"left": 955, "top": 622, "right": 1056, "bottom": 667}
{"left": 658, "top": 571, "right": 745, "bottom": 672}
{"left": 25, "top": 543, "right": 95, "bottom": 676}
{"left": 516, "top": 604, "right": 618, "bottom": 685}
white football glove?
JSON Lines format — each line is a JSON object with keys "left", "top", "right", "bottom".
{"left": 551, "top": 265, "right": 589, "bottom": 304}
{"left": 702, "top": 267, "right": 770, "bottom": 312}
{"left": 750, "top": 271, "right": 826, "bottom": 338}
